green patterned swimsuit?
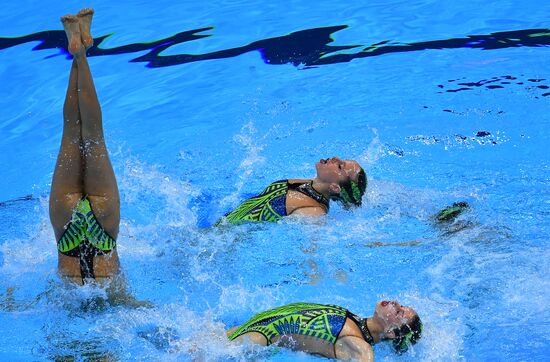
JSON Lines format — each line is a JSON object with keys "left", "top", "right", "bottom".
{"left": 221, "top": 180, "right": 329, "bottom": 223}
{"left": 57, "top": 197, "right": 116, "bottom": 279}
{"left": 228, "top": 303, "right": 357, "bottom": 345}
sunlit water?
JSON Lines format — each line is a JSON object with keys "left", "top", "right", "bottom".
{"left": 1, "top": 0, "right": 549, "bottom": 361}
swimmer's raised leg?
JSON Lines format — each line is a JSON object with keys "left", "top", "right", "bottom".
{"left": 74, "top": 8, "right": 121, "bottom": 278}
{"left": 77, "top": 8, "right": 94, "bottom": 50}
{"left": 50, "top": 15, "right": 84, "bottom": 239}
{"left": 75, "top": 28, "right": 119, "bottom": 241}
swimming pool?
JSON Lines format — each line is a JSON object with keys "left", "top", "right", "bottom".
{"left": 1, "top": 0, "right": 549, "bottom": 360}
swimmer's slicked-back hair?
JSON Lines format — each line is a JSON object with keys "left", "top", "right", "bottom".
{"left": 392, "top": 314, "right": 422, "bottom": 354}
{"left": 332, "top": 168, "right": 367, "bottom": 207}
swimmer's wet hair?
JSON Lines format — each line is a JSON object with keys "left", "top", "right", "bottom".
{"left": 332, "top": 168, "right": 367, "bottom": 207}
{"left": 392, "top": 314, "right": 423, "bottom": 354}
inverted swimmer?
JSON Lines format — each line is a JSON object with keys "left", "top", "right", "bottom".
{"left": 219, "top": 157, "right": 367, "bottom": 223}
{"left": 227, "top": 301, "right": 422, "bottom": 361}
{"left": 50, "top": 9, "right": 120, "bottom": 285}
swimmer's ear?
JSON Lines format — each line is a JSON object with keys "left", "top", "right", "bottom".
{"left": 328, "top": 183, "right": 341, "bottom": 195}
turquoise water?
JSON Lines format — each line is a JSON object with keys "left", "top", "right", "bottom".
{"left": 1, "top": 0, "right": 549, "bottom": 360}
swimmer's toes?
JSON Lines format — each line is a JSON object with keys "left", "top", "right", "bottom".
{"left": 60, "top": 14, "right": 78, "bottom": 25}
{"left": 77, "top": 7, "right": 95, "bottom": 17}
{"left": 60, "top": 15, "right": 83, "bottom": 55}
{"left": 77, "top": 8, "right": 94, "bottom": 49}
{"left": 76, "top": 8, "right": 94, "bottom": 16}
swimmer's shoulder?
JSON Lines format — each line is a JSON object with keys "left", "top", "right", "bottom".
{"left": 335, "top": 319, "right": 374, "bottom": 362}
{"left": 286, "top": 179, "right": 327, "bottom": 216}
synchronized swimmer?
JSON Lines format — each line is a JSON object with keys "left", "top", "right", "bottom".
{"left": 227, "top": 301, "right": 421, "bottom": 361}
{"left": 219, "top": 157, "right": 367, "bottom": 223}
{"left": 51, "top": 9, "right": 120, "bottom": 285}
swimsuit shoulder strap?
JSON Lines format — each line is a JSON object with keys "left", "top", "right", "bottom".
{"left": 348, "top": 312, "right": 374, "bottom": 345}
{"left": 288, "top": 181, "right": 330, "bottom": 211}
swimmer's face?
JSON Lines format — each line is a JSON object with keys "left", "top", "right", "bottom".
{"left": 375, "top": 300, "right": 418, "bottom": 332}
{"left": 316, "top": 157, "right": 361, "bottom": 186}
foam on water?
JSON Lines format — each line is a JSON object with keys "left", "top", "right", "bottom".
{"left": 221, "top": 121, "right": 267, "bottom": 208}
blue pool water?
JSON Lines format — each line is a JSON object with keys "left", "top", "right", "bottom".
{"left": 1, "top": 0, "right": 549, "bottom": 360}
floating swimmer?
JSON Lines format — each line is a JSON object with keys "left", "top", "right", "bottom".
{"left": 227, "top": 300, "right": 422, "bottom": 361}
{"left": 50, "top": 9, "right": 121, "bottom": 285}
{"left": 219, "top": 157, "right": 367, "bottom": 223}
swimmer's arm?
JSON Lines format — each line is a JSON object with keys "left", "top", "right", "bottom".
{"left": 288, "top": 206, "right": 327, "bottom": 217}
{"left": 334, "top": 335, "right": 374, "bottom": 362}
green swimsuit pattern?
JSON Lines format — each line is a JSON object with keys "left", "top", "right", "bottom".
{"left": 228, "top": 303, "right": 350, "bottom": 345}
{"left": 57, "top": 197, "right": 116, "bottom": 256}
{"left": 223, "top": 180, "right": 289, "bottom": 223}
{"left": 221, "top": 180, "right": 329, "bottom": 223}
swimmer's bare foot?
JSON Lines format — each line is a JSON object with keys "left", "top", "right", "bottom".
{"left": 77, "top": 8, "right": 94, "bottom": 50}
{"left": 60, "top": 14, "right": 83, "bottom": 56}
